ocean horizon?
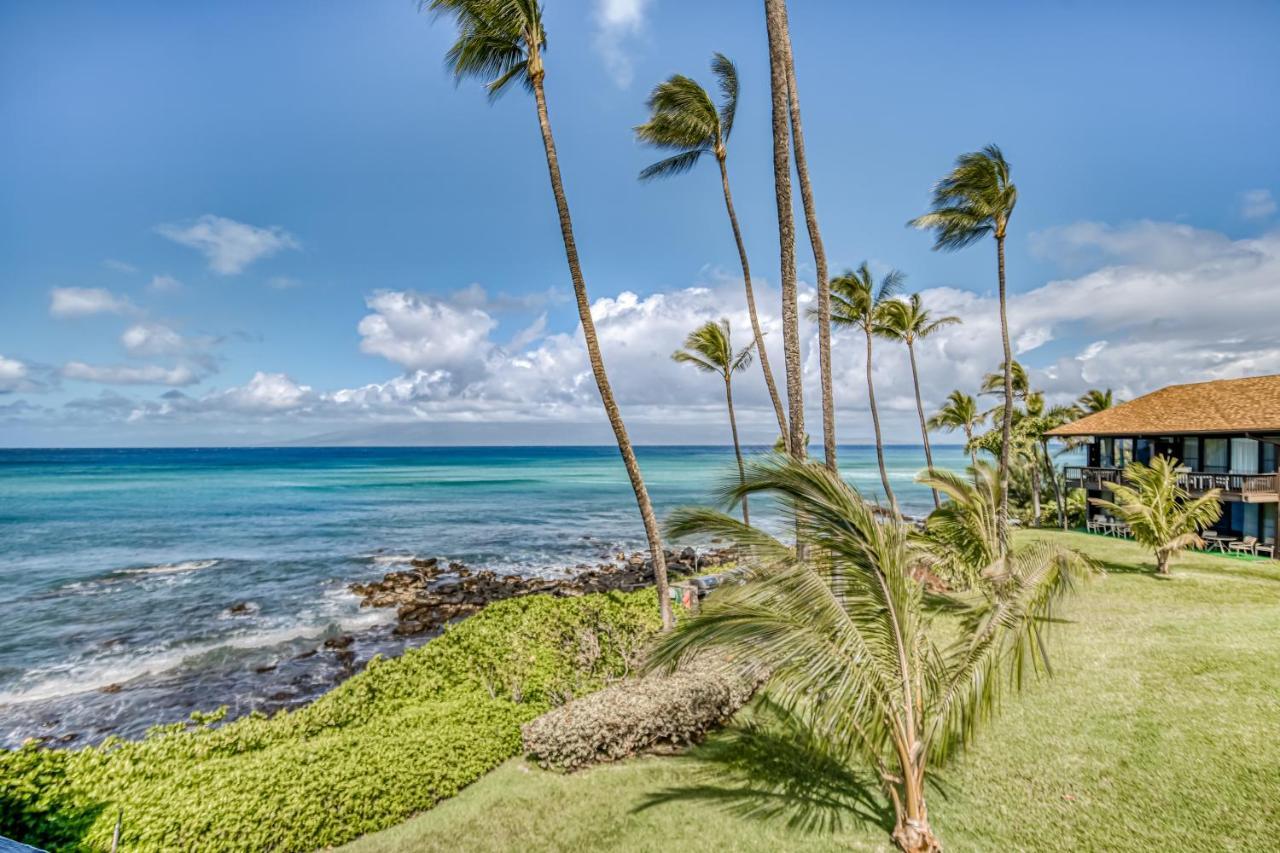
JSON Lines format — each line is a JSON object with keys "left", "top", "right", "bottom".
{"left": 0, "top": 443, "right": 997, "bottom": 747}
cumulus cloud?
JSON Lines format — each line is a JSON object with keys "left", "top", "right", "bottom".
{"left": 155, "top": 215, "right": 299, "bottom": 275}
{"left": 121, "top": 323, "right": 188, "bottom": 357}
{"left": 62, "top": 361, "right": 198, "bottom": 387}
{"left": 27, "top": 221, "right": 1280, "bottom": 444}
{"left": 1239, "top": 188, "right": 1276, "bottom": 221}
{"left": 49, "top": 287, "right": 134, "bottom": 318}
{"left": 0, "top": 356, "right": 29, "bottom": 392}
{"left": 592, "top": 0, "right": 651, "bottom": 87}
{"left": 1028, "top": 220, "right": 1241, "bottom": 272}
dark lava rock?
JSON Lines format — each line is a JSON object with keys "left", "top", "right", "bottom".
{"left": 227, "top": 601, "right": 254, "bottom": 615}
{"left": 99, "top": 683, "right": 123, "bottom": 694}
{"left": 323, "top": 634, "right": 354, "bottom": 650}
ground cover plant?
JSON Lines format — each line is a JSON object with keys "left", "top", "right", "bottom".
{"left": 0, "top": 591, "right": 660, "bottom": 852}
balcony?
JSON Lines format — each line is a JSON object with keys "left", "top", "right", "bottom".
{"left": 1064, "top": 466, "right": 1280, "bottom": 503}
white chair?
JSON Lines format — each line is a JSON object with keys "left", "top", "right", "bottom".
{"left": 1229, "top": 536, "right": 1259, "bottom": 556}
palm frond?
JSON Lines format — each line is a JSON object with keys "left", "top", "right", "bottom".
{"left": 711, "top": 52, "right": 739, "bottom": 143}
{"left": 640, "top": 149, "right": 707, "bottom": 181}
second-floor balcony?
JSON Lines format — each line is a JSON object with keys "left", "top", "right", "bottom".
{"left": 1064, "top": 466, "right": 1280, "bottom": 503}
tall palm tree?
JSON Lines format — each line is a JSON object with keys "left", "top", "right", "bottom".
{"left": 654, "top": 456, "right": 1096, "bottom": 852}
{"left": 672, "top": 319, "right": 756, "bottom": 524}
{"left": 828, "top": 264, "right": 902, "bottom": 516}
{"left": 763, "top": 0, "right": 804, "bottom": 461}
{"left": 980, "top": 359, "right": 1030, "bottom": 407}
{"left": 928, "top": 391, "right": 987, "bottom": 469}
{"left": 426, "top": 0, "right": 673, "bottom": 628}
{"left": 1093, "top": 456, "right": 1222, "bottom": 575}
{"left": 634, "top": 55, "right": 788, "bottom": 445}
{"left": 879, "top": 294, "right": 961, "bottom": 509}
{"left": 1077, "top": 388, "right": 1114, "bottom": 413}
{"left": 768, "top": 0, "right": 835, "bottom": 472}
{"left": 911, "top": 146, "right": 1018, "bottom": 542}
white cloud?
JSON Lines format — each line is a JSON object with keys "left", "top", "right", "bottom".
{"left": 49, "top": 287, "right": 133, "bottom": 318}
{"left": 102, "top": 259, "right": 138, "bottom": 274}
{"left": 0, "top": 356, "right": 28, "bottom": 392}
{"left": 62, "top": 361, "right": 198, "bottom": 387}
{"left": 28, "top": 222, "right": 1280, "bottom": 444}
{"left": 1239, "top": 188, "right": 1276, "bottom": 221}
{"left": 149, "top": 274, "right": 183, "bottom": 292}
{"left": 155, "top": 214, "right": 299, "bottom": 275}
{"left": 121, "top": 323, "right": 188, "bottom": 357}
{"left": 592, "top": 0, "right": 651, "bottom": 88}
{"left": 1029, "top": 220, "right": 1240, "bottom": 271}
{"left": 357, "top": 290, "right": 498, "bottom": 384}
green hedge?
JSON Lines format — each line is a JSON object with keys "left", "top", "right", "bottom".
{"left": 1, "top": 590, "right": 661, "bottom": 852}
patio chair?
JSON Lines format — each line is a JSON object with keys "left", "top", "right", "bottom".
{"left": 1228, "top": 536, "right": 1259, "bottom": 555}
{"left": 1257, "top": 539, "right": 1275, "bottom": 559}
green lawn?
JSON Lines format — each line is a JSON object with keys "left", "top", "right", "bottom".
{"left": 341, "top": 531, "right": 1280, "bottom": 852}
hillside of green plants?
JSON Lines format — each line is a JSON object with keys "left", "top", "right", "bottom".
{"left": 0, "top": 591, "right": 660, "bottom": 852}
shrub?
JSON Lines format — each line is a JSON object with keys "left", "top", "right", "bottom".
{"left": 0, "top": 591, "right": 660, "bottom": 852}
{"left": 521, "top": 656, "right": 766, "bottom": 772}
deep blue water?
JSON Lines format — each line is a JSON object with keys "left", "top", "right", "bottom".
{"left": 0, "top": 444, "right": 965, "bottom": 745}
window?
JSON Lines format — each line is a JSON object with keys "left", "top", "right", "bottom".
{"left": 1232, "top": 438, "right": 1260, "bottom": 474}
{"left": 1116, "top": 438, "right": 1134, "bottom": 467}
{"left": 1204, "top": 438, "right": 1229, "bottom": 473}
{"left": 1099, "top": 437, "right": 1114, "bottom": 468}
{"left": 1265, "top": 505, "right": 1277, "bottom": 544}
{"left": 1263, "top": 437, "right": 1279, "bottom": 473}
{"left": 1182, "top": 437, "right": 1200, "bottom": 470}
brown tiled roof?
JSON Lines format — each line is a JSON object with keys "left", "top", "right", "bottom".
{"left": 1047, "top": 374, "right": 1280, "bottom": 437}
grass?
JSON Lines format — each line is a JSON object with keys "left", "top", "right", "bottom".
{"left": 341, "top": 531, "right": 1280, "bottom": 852}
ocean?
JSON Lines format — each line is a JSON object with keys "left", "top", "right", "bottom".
{"left": 0, "top": 444, "right": 968, "bottom": 747}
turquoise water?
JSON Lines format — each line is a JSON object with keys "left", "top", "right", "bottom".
{"left": 0, "top": 444, "right": 965, "bottom": 745}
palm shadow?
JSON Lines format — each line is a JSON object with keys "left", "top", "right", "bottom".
{"left": 633, "top": 696, "right": 895, "bottom": 836}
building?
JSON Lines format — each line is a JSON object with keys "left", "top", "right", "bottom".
{"left": 1046, "top": 375, "right": 1279, "bottom": 549}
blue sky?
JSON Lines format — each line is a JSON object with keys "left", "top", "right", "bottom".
{"left": 2, "top": 0, "right": 1279, "bottom": 445}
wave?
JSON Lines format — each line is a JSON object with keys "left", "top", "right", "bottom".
{"left": 117, "top": 559, "right": 220, "bottom": 576}
{"left": 0, "top": 606, "right": 395, "bottom": 706}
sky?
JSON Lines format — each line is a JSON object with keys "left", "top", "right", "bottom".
{"left": 2, "top": 0, "right": 1279, "bottom": 446}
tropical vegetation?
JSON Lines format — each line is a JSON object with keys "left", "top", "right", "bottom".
{"left": 1091, "top": 456, "right": 1224, "bottom": 574}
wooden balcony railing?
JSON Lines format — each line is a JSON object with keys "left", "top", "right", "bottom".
{"left": 1063, "top": 466, "right": 1280, "bottom": 503}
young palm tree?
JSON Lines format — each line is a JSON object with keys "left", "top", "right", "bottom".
{"left": 426, "top": 0, "right": 673, "bottom": 628}
{"left": 1038, "top": 403, "right": 1080, "bottom": 530}
{"left": 927, "top": 391, "right": 987, "bottom": 468}
{"left": 634, "top": 55, "right": 788, "bottom": 446}
{"left": 828, "top": 264, "right": 903, "bottom": 515}
{"left": 1077, "top": 388, "right": 1114, "bottom": 413}
{"left": 911, "top": 146, "right": 1018, "bottom": 540}
{"left": 672, "top": 319, "right": 756, "bottom": 524}
{"left": 654, "top": 456, "right": 1096, "bottom": 852}
{"left": 763, "top": 0, "right": 804, "bottom": 461}
{"left": 769, "top": 1, "right": 835, "bottom": 472}
{"left": 915, "top": 461, "right": 1006, "bottom": 590}
{"left": 879, "top": 294, "right": 961, "bottom": 509}
{"left": 1092, "top": 456, "right": 1223, "bottom": 575}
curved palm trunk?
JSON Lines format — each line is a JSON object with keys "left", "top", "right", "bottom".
{"left": 865, "top": 330, "right": 898, "bottom": 516}
{"left": 530, "top": 74, "right": 672, "bottom": 630}
{"left": 996, "top": 234, "right": 1014, "bottom": 549}
{"left": 776, "top": 6, "right": 834, "bottom": 472}
{"left": 724, "top": 377, "right": 749, "bottom": 525}
{"left": 1029, "top": 446, "right": 1042, "bottom": 526}
{"left": 717, "top": 157, "right": 787, "bottom": 445}
{"left": 964, "top": 425, "right": 978, "bottom": 470}
{"left": 764, "top": 0, "right": 804, "bottom": 462}
{"left": 906, "top": 342, "right": 939, "bottom": 509}
{"left": 1044, "top": 437, "right": 1067, "bottom": 529}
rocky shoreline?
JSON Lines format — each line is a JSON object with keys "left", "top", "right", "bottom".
{"left": 350, "top": 546, "right": 738, "bottom": 636}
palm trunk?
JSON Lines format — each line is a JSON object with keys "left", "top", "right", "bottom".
{"left": 764, "top": 0, "right": 804, "bottom": 462}
{"left": 725, "top": 377, "right": 749, "bottom": 525}
{"left": 1029, "top": 448, "right": 1042, "bottom": 526}
{"left": 1044, "top": 438, "right": 1067, "bottom": 530}
{"left": 530, "top": 73, "right": 672, "bottom": 630}
{"left": 717, "top": 156, "right": 787, "bottom": 445}
{"left": 965, "top": 425, "right": 977, "bottom": 470}
{"left": 996, "top": 234, "right": 1014, "bottom": 550}
{"left": 1156, "top": 549, "right": 1171, "bottom": 575}
{"left": 866, "top": 329, "right": 898, "bottom": 516}
{"left": 907, "top": 342, "right": 939, "bottom": 509}
{"left": 776, "top": 5, "right": 834, "bottom": 472}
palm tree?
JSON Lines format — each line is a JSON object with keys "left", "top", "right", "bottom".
{"left": 1038, "top": 403, "right": 1080, "bottom": 530}
{"left": 763, "top": 0, "right": 804, "bottom": 461}
{"left": 828, "top": 264, "right": 902, "bottom": 516}
{"left": 426, "top": 0, "right": 673, "bottom": 628}
{"left": 1077, "top": 388, "right": 1114, "bottom": 413}
{"left": 911, "top": 146, "right": 1018, "bottom": 542}
{"left": 654, "top": 455, "right": 1096, "bottom": 852}
{"left": 672, "top": 320, "right": 756, "bottom": 524}
{"left": 928, "top": 391, "right": 987, "bottom": 469}
{"left": 879, "top": 294, "right": 961, "bottom": 509}
{"left": 634, "top": 55, "right": 788, "bottom": 446}
{"left": 980, "top": 359, "right": 1030, "bottom": 407}
{"left": 915, "top": 462, "right": 1006, "bottom": 590}
{"left": 768, "top": 0, "right": 835, "bottom": 472}
{"left": 1091, "top": 456, "right": 1223, "bottom": 575}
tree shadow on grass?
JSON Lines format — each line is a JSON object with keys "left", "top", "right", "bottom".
{"left": 633, "top": 697, "right": 894, "bottom": 837}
